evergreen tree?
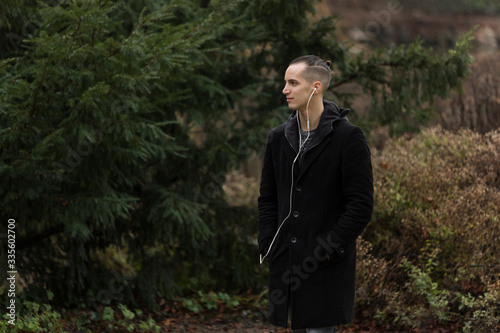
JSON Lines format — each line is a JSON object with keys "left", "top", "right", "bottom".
{"left": 0, "top": 0, "right": 474, "bottom": 308}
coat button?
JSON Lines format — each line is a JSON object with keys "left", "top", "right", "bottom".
{"left": 295, "top": 186, "right": 302, "bottom": 192}
{"left": 293, "top": 211, "right": 299, "bottom": 218}
{"left": 291, "top": 237, "right": 297, "bottom": 243}
{"left": 339, "top": 247, "right": 345, "bottom": 254}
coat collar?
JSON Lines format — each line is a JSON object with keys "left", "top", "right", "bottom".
{"left": 284, "top": 99, "right": 350, "bottom": 153}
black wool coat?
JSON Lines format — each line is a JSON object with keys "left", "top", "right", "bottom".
{"left": 258, "top": 100, "right": 374, "bottom": 329}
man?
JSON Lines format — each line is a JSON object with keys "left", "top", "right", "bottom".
{"left": 258, "top": 55, "right": 374, "bottom": 332}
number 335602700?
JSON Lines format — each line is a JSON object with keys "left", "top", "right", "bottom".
{"left": 7, "top": 219, "right": 16, "bottom": 267}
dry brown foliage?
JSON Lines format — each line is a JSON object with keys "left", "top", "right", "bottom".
{"left": 357, "top": 126, "right": 500, "bottom": 330}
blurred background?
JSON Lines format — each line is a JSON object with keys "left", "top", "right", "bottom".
{"left": 0, "top": 0, "right": 499, "bottom": 331}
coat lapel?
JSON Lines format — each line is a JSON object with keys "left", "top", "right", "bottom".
{"left": 297, "top": 135, "right": 332, "bottom": 181}
{"left": 284, "top": 113, "right": 299, "bottom": 154}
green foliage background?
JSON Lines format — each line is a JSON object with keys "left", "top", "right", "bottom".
{"left": 0, "top": 0, "right": 475, "bottom": 310}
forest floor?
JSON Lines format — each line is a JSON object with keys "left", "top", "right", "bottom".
{"left": 63, "top": 299, "right": 463, "bottom": 333}
{"left": 149, "top": 310, "right": 463, "bottom": 333}
{"left": 55, "top": 298, "right": 463, "bottom": 333}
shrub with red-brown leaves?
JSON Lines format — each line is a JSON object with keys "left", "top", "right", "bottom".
{"left": 356, "top": 126, "right": 500, "bottom": 331}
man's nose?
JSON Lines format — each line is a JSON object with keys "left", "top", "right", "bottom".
{"left": 282, "top": 85, "right": 288, "bottom": 95}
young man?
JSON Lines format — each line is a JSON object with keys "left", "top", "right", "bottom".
{"left": 258, "top": 55, "right": 374, "bottom": 332}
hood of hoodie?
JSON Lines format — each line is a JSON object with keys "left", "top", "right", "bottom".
{"left": 284, "top": 99, "right": 350, "bottom": 153}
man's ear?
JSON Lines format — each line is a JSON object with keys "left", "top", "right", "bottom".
{"left": 314, "top": 81, "right": 322, "bottom": 94}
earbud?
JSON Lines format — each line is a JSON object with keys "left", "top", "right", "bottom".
{"left": 313, "top": 87, "right": 317, "bottom": 92}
